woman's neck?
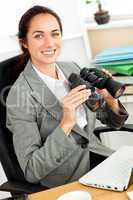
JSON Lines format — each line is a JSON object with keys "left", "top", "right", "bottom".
{"left": 32, "top": 61, "right": 59, "bottom": 79}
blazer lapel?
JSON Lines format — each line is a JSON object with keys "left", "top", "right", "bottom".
{"left": 23, "top": 61, "right": 62, "bottom": 120}
{"left": 23, "top": 61, "right": 88, "bottom": 139}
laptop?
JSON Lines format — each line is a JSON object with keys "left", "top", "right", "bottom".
{"left": 79, "top": 146, "right": 133, "bottom": 191}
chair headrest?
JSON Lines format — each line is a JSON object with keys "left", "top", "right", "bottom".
{"left": 0, "top": 55, "right": 28, "bottom": 88}
{"left": 0, "top": 54, "right": 28, "bottom": 126}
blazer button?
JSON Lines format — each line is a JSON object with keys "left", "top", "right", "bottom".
{"left": 81, "top": 143, "right": 88, "bottom": 149}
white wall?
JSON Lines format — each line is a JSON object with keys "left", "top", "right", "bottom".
{"left": 0, "top": 0, "right": 81, "bottom": 38}
{"left": 0, "top": 0, "right": 89, "bottom": 66}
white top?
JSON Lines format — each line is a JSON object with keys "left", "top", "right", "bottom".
{"left": 32, "top": 64, "right": 87, "bottom": 129}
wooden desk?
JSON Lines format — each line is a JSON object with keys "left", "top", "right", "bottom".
{"left": 28, "top": 181, "right": 133, "bottom": 200}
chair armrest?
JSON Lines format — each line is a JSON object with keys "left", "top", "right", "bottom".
{"left": 122, "top": 124, "right": 133, "bottom": 131}
{"left": 0, "top": 180, "right": 48, "bottom": 195}
{"left": 94, "top": 124, "right": 133, "bottom": 139}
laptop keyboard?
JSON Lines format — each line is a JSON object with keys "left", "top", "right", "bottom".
{"left": 79, "top": 146, "right": 133, "bottom": 191}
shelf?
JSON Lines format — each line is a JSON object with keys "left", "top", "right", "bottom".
{"left": 115, "top": 76, "right": 133, "bottom": 85}
{"left": 84, "top": 19, "right": 133, "bottom": 30}
{"left": 119, "top": 95, "right": 133, "bottom": 103}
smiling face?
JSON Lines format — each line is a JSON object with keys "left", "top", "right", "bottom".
{"left": 23, "top": 13, "right": 62, "bottom": 68}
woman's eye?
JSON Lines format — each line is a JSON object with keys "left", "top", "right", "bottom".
{"left": 52, "top": 33, "right": 60, "bottom": 37}
{"left": 34, "top": 34, "right": 43, "bottom": 39}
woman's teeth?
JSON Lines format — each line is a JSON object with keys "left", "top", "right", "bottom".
{"left": 42, "top": 50, "right": 55, "bottom": 55}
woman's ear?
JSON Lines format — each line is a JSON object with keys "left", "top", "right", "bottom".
{"left": 19, "top": 38, "right": 28, "bottom": 49}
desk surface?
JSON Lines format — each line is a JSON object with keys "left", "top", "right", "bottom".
{"left": 28, "top": 181, "right": 133, "bottom": 200}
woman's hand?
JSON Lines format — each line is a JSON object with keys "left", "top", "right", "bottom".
{"left": 97, "top": 69, "right": 120, "bottom": 114}
{"left": 96, "top": 68, "right": 114, "bottom": 99}
{"left": 96, "top": 68, "right": 113, "bottom": 99}
{"left": 60, "top": 85, "right": 91, "bottom": 135}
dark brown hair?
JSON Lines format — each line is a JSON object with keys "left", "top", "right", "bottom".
{"left": 17, "top": 5, "right": 63, "bottom": 70}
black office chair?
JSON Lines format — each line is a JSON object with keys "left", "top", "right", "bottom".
{"left": 0, "top": 55, "right": 48, "bottom": 196}
{"left": 90, "top": 123, "right": 133, "bottom": 169}
{"left": 94, "top": 124, "right": 133, "bottom": 139}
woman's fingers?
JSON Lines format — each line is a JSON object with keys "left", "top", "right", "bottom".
{"left": 61, "top": 87, "right": 91, "bottom": 110}
{"left": 68, "top": 84, "right": 86, "bottom": 95}
{"left": 65, "top": 88, "right": 90, "bottom": 100}
{"left": 60, "top": 85, "right": 91, "bottom": 133}
{"left": 101, "top": 68, "right": 113, "bottom": 78}
{"left": 68, "top": 89, "right": 91, "bottom": 104}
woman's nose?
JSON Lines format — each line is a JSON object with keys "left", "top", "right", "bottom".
{"left": 44, "top": 35, "right": 54, "bottom": 47}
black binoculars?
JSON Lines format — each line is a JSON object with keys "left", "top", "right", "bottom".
{"left": 68, "top": 68, "right": 125, "bottom": 112}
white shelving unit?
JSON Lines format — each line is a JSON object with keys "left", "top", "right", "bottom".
{"left": 81, "top": 19, "right": 133, "bottom": 60}
{"left": 80, "top": 17, "right": 133, "bottom": 124}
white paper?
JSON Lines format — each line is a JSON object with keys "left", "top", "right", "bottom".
{"left": 0, "top": 191, "right": 11, "bottom": 200}
{"left": 127, "top": 192, "right": 133, "bottom": 200}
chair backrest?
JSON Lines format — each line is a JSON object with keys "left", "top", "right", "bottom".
{"left": 0, "top": 55, "right": 28, "bottom": 182}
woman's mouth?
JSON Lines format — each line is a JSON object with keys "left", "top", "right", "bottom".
{"left": 41, "top": 49, "right": 56, "bottom": 55}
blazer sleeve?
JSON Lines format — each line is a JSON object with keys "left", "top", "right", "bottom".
{"left": 96, "top": 100, "right": 129, "bottom": 128}
{"left": 6, "top": 84, "right": 78, "bottom": 184}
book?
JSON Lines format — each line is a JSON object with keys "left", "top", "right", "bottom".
{"left": 95, "top": 55, "right": 133, "bottom": 64}
{"left": 95, "top": 46, "right": 133, "bottom": 64}
{"left": 95, "top": 64, "right": 133, "bottom": 76}
{"left": 96, "top": 46, "right": 133, "bottom": 58}
{"left": 94, "top": 60, "right": 133, "bottom": 66}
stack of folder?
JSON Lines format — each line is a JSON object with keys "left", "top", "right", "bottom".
{"left": 94, "top": 46, "right": 133, "bottom": 75}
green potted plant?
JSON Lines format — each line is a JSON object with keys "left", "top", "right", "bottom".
{"left": 85, "top": 0, "right": 110, "bottom": 25}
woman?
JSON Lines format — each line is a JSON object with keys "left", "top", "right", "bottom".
{"left": 6, "top": 5, "right": 128, "bottom": 188}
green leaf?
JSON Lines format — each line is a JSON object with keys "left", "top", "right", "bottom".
{"left": 85, "top": 0, "right": 92, "bottom": 4}
{"left": 85, "top": 0, "right": 101, "bottom": 4}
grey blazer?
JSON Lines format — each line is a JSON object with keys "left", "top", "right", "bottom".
{"left": 6, "top": 61, "right": 128, "bottom": 188}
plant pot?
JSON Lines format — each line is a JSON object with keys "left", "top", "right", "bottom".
{"left": 94, "top": 10, "right": 110, "bottom": 25}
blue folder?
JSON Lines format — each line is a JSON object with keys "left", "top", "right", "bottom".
{"left": 95, "top": 46, "right": 133, "bottom": 64}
